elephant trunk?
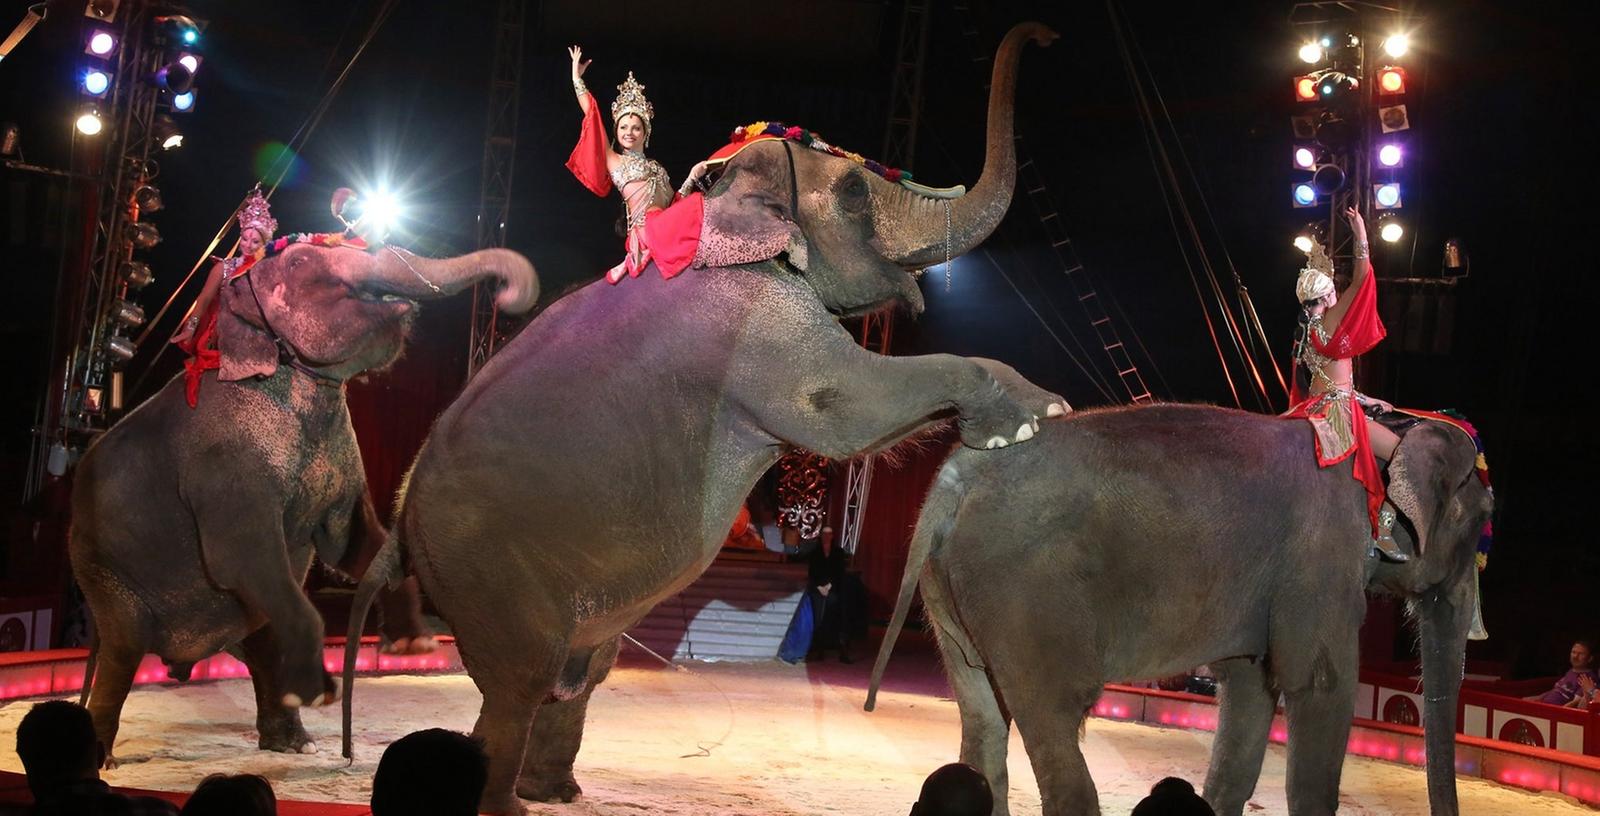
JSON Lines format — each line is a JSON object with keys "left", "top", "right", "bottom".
{"left": 875, "top": 22, "right": 1057, "bottom": 268}
{"left": 1414, "top": 578, "right": 1473, "bottom": 816}
{"left": 369, "top": 247, "right": 539, "bottom": 314}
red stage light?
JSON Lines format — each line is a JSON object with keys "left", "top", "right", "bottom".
{"left": 1378, "top": 66, "right": 1407, "bottom": 95}
{"left": 1295, "top": 75, "right": 1319, "bottom": 102}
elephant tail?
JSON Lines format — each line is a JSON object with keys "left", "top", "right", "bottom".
{"left": 865, "top": 457, "right": 965, "bottom": 712}
{"left": 79, "top": 627, "right": 99, "bottom": 707}
{"left": 341, "top": 525, "right": 405, "bottom": 760}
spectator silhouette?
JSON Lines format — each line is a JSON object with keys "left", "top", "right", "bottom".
{"left": 1131, "top": 777, "right": 1215, "bottom": 816}
{"left": 180, "top": 773, "right": 276, "bottom": 816}
{"left": 370, "top": 729, "right": 488, "bottom": 816}
{"left": 14, "top": 699, "right": 178, "bottom": 815}
{"left": 909, "top": 762, "right": 993, "bottom": 816}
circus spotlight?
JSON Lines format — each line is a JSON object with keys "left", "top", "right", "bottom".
{"left": 1374, "top": 183, "right": 1403, "bottom": 209}
{"left": 1376, "top": 214, "right": 1404, "bottom": 243}
{"left": 1383, "top": 33, "right": 1411, "bottom": 58}
{"left": 75, "top": 106, "right": 104, "bottom": 136}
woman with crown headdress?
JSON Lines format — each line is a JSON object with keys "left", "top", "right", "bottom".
{"left": 1285, "top": 206, "right": 1408, "bottom": 562}
{"left": 170, "top": 185, "right": 277, "bottom": 406}
{"left": 566, "top": 45, "right": 709, "bottom": 284}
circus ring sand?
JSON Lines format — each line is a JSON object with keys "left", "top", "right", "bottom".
{"left": 0, "top": 643, "right": 1594, "bottom": 815}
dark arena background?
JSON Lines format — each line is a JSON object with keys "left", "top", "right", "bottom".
{"left": 0, "top": 1, "right": 1596, "bottom": 814}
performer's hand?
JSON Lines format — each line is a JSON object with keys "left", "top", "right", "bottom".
{"left": 568, "top": 45, "right": 591, "bottom": 80}
{"left": 1370, "top": 397, "right": 1394, "bottom": 414}
{"left": 1344, "top": 206, "right": 1367, "bottom": 240}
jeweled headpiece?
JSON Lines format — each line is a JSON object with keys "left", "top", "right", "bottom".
{"left": 1295, "top": 242, "right": 1336, "bottom": 304}
{"left": 238, "top": 186, "right": 277, "bottom": 238}
{"left": 610, "top": 71, "right": 654, "bottom": 144}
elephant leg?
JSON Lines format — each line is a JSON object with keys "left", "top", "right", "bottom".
{"left": 923, "top": 576, "right": 1013, "bottom": 816}
{"left": 458, "top": 631, "right": 566, "bottom": 816}
{"left": 196, "top": 503, "right": 331, "bottom": 707}
{"left": 1203, "top": 657, "right": 1278, "bottom": 816}
{"left": 234, "top": 626, "right": 315, "bottom": 754}
{"left": 1274, "top": 616, "right": 1360, "bottom": 816}
{"left": 517, "top": 637, "right": 620, "bottom": 803}
{"left": 342, "top": 491, "right": 433, "bottom": 653}
{"left": 83, "top": 635, "right": 142, "bottom": 769}
{"left": 378, "top": 577, "right": 435, "bottom": 654}
{"left": 974, "top": 599, "right": 1100, "bottom": 815}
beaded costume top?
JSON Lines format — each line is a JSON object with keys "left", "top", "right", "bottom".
{"left": 611, "top": 151, "right": 673, "bottom": 228}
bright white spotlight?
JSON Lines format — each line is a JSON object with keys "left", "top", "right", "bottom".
{"left": 75, "top": 109, "right": 104, "bottom": 135}
{"left": 1383, "top": 34, "right": 1410, "bottom": 58}
{"left": 1298, "top": 42, "right": 1323, "bottom": 64}
{"left": 1378, "top": 215, "right": 1405, "bottom": 243}
{"left": 364, "top": 192, "right": 401, "bottom": 229}
{"left": 1293, "top": 235, "right": 1315, "bottom": 253}
{"left": 178, "top": 53, "right": 200, "bottom": 73}
{"left": 83, "top": 69, "right": 111, "bottom": 96}
{"left": 1378, "top": 144, "right": 1403, "bottom": 167}
{"left": 88, "top": 31, "right": 116, "bottom": 56}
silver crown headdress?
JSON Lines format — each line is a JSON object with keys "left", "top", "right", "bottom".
{"left": 238, "top": 186, "right": 277, "bottom": 238}
{"left": 610, "top": 72, "right": 654, "bottom": 144}
{"left": 1295, "top": 242, "right": 1336, "bottom": 304}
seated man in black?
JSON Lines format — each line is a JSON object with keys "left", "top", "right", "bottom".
{"left": 807, "top": 527, "right": 867, "bottom": 664}
{"left": 15, "top": 700, "right": 179, "bottom": 816}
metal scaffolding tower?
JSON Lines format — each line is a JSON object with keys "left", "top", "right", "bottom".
{"left": 30, "top": 1, "right": 177, "bottom": 497}
{"left": 835, "top": 0, "right": 928, "bottom": 557}
{"left": 466, "top": 0, "right": 528, "bottom": 379}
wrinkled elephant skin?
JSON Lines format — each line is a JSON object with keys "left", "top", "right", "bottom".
{"left": 870, "top": 405, "right": 1491, "bottom": 816}
{"left": 70, "top": 243, "right": 536, "bottom": 763}
{"left": 343, "top": 23, "right": 1062, "bottom": 816}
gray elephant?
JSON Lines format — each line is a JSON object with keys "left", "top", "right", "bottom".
{"left": 70, "top": 240, "right": 536, "bottom": 764}
{"left": 867, "top": 404, "right": 1492, "bottom": 816}
{"left": 342, "top": 23, "right": 1063, "bottom": 815}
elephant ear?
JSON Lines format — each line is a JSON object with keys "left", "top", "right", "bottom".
{"left": 1386, "top": 422, "right": 1476, "bottom": 558}
{"left": 695, "top": 151, "right": 806, "bottom": 270}
{"left": 216, "top": 276, "right": 281, "bottom": 382}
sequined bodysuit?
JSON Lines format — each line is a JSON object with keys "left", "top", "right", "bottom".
{"left": 611, "top": 151, "right": 673, "bottom": 229}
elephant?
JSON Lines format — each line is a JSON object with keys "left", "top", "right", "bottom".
{"left": 866, "top": 404, "right": 1493, "bottom": 816}
{"left": 342, "top": 23, "right": 1064, "bottom": 815}
{"left": 69, "top": 239, "right": 536, "bottom": 764}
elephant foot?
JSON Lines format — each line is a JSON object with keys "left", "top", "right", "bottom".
{"left": 381, "top": 635, "right": 439, "bottom": 656}
{"left": 256, "top": 716, "right": 315, "bottom": 755}
{"left": 102, "top": 752, "right": 121, "bottom": 771}
{"left": 281, "top": 670, "right": 342, "bottom": 709}
{"left": 481, "top": 791, "right": 530, "bottom": 816}
{"left": 517, "top": 772, "right": 583, "bottom": 803}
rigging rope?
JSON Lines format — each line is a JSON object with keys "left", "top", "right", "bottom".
{"left": 1107, "top": 0, "right": 1277, "bottom": 409}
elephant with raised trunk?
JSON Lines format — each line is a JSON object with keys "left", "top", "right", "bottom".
{"left": 71, "top": 240, "right": 536, "bottom": 764}
{"left": 343, "top": 23, "right": 1063, "bottom": 815}
{"left": 868, "top": 404, "right": 1492, "bottom": 816}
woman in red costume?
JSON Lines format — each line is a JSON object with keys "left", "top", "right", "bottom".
{"left": 566, "top": 45, "right": 708, "bottom": 283}
{"left": 170, "top": 185, "right": 276, "bottom": 407}
{"left": 1285, "top": 207, "right": 1408, "bottom": 562}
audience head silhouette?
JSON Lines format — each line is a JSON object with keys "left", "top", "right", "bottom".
{"left": 180, "top": 773, "right": 276, "bottom": 816}
{"left": 1131, "top": 776, "right": 1216, "bottom": 816}
{"left": 15, "top": 700, "right": 101, "bottom": 796}
{"left": 909, "top": 762, "right": 993, "bottom": 816}
{"left": 370, "top": 728, "right": 488, "bottom": 816}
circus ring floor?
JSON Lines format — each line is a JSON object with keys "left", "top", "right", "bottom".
{"left": 0, "top": 644, "right": 1594, "bottom": 815}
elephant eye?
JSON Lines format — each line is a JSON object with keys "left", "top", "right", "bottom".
{"left": 838, "top": 173, "right": 869, "bottom": 214}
